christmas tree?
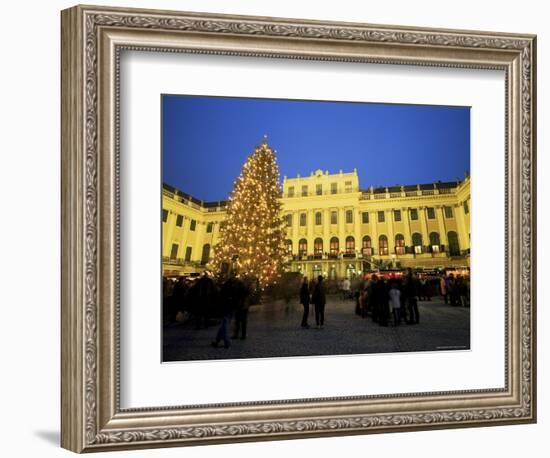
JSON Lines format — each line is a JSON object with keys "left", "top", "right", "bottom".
{"left": 208, "top": 137, "right": 287, "bottom": 288}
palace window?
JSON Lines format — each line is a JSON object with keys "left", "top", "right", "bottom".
{"left": 315, "top": 211, "right": 322, "bottom": 225}
{"left": 426, "top": 207, "right": 436, "bottom": 219}
{"left": 378, "top": 235, "right": 389, "bottom": 256}
{"left": 444, "top": 205, "right": 453, "bottom": 218}
{"left": 410, "top": 208, "right": 418, "bottom": 220}
{"left": 330, "top": 183, "right": 338, "bottom": 194}
{"left": 378, "top": 211, "right": 385, "bottom": 223}
{"left": 200, "top": 244, "right": 210, "bottom": 265}
{"left": 206, "top": 222, "right": 213, "bottom": 233}
{"left": 346, "top": 210, "right": 353, "bottom": 224}
{"left": 330, "top": 211, "right": 337, "bottom": 224}
{"left": 412, "top": 232, "right": 423, "bottom": 254}
{"left": 448, "top": 231, "right": 460, "bottom": 256}
{"left": 301, "top": 185, "right": 308, "bottom": 196}
{"left": 300, "top": 213, "right": 307, "bottom": 226}
{"left": 298, "top": 239, "right": 308, "bottom": 257}
{"left": 345, "top": 236, "right": 355, "bottom": 254}
{"left": 395, "top": 234, "right": 405, "bottom": 255}
{"left": 329, "top": 237, "right": 339, "bottom": 257}
{"left": 394, "top": 209, "right": 402, "bottom": 222}
{"left": 345, "top": 180, "right": 352, "bottom": 193}
{"left": 362, "top": 236, "right": 372, "bottom": 256}
{"left": 288, "top": 186, "right": 295, "bottom": 197}
{"left": 285, "top": 214, "right": 293, "bottom": 227}
{"left": 463, "top": 200, "right": 470, "bottom": 214}
{"left": 429, "top": 232, "right": 441, "bottom": 253}
{"left": 316, "top": 184, "right": 323, "bottom": 195}
{"left": 362, "top": 212, "right": 369, "bottom": 224}
{"left": 190, "top": 219, "right": 197, "bottom": 231}
{"left": 162, "top": 209, "right": 168, "bottom": 223}
{"left": 184, "top": 246, "right": 192, "bottom": 262}
{"left": 285, "top": 239, "right": 293, "bottom": 254}
{"left": 176, "top": 214, "right": 183, "bottom": 227}
{"left": 170, "top": 243, "right": 179, "bottom": 259}
{"left": 314, "top": 238, "right": 323, "bottom": 256}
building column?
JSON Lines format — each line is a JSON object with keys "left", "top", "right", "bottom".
{"left": 403, "top": 207, "right": 412, "bottom": 246}
{"left": 456, "top": 203, "right": 469, "bottom": 252}
{"left": 437, "top": 206, "right": 449, "bottom": 248}
{"left": 420, "top": 206, "right": 429, "bottom": 248}
{"left": 307, "top": 209, "right": 314, "bottom": 255}
{"left": 323, "top": 208, "right": 330, "bottom": 254}
{"left": 371, "top": 211, "right": 378, "bottom": 256}
{"left": 387, "top": 209, "right": 395, "bottom": 254}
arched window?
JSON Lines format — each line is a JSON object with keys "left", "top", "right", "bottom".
{"left": 362, "top": 235, "right": 372, "bottom": 256}
{"left": 379, "top": 235, "right": 389, "bottom": 256}
{"left": 315, "top": 211, "right": 322, "bottom": 225}
{"left": 285, "top": 239, "right": 293, "bottom": 255}
{"left": 345, "top": 236, "right": 355, "bottom": 255}
{"left": 329, "top": 237, "right": 339, "bottom": 258}
{"left": 412, "top": 232, "right": 423, "bottom": 254}
{"left": 298, "top": 238, "right": 308, "bottom": 257}
{"left": 314, "top": 238, "right": 323, "bottom": 257}
{"left": 200, "top": 244, "right": 211, "bottom": 265}
{"left": 395, "top": 234, "right": 405, "bottom": 255}
{"left": 447, "top": 231, "right": 460, "bottom": 256}
{"left": 429, "top": 232, "right": 441, "bottom": 253}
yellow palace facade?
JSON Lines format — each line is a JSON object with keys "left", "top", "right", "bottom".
{"left": 162, "top": 169, "right": 470, "bottom": 278}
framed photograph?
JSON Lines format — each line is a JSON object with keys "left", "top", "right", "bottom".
{"left": 61, "top": 4, "right": 537, "bottom": 453}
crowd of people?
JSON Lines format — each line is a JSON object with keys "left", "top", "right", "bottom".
{"left": 163, "top": 268, "right": 470, "bottom": 348}
{"left": 299, "top": 270, "right": 470, "bottom": 328}
{"left": 163, "top": 272, "right": 253, "bottom": 349}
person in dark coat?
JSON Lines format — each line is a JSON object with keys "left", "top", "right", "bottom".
{"left": 404, "top": 268, "right": 420, "bottom": 324}
{"left": 311, "top": 275, "right": 327, "bottom": 329}
{"left": 233, "top": 276, "right": 252, "bottom": 339}
{"left": 299, "top": 276, "right": 311, "bottom": 328}
{"left": 211, "top": 274, "right": 247, "bottom": 348}
{"left": 372, "top": 277, "right": 390, "bottom": 326}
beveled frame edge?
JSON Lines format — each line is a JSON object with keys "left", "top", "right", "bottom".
{"left": 60, "top": 4, "right": 537, "bottom": 453}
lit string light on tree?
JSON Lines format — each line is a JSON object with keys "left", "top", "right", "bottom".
{"left": 208, "top": 136, "right": 286, "bottom": 288}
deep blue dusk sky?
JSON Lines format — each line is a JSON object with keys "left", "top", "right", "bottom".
{"left": 162, "top": 95, "right": 470, "bottom": 202}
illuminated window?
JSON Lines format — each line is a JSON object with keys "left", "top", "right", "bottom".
{"left": 330, "top": 237, "right": 339, "bottom": 256}
{"left": 314, "top": 238, "right": 323, "bottom": 256}
{"left": 298, "top": 238, "right": 308, "bottom": 257}
{"left": 285, "top": 239, "right": 293, "bottom": 254}
{"left": 362, "top": 236, "right": 372, "bottom": 256}
{"left": 378, "top": 235, "right": 389, "bottom": 256}
{"left": 429, "top": 232, "right": 440, "bottom": 253}
{"left": 395, "top": 234, "right": 405, "bottom": 255}
{"left": 345, "top": 236, "right": 355, "bottom": 254}
{"left": 412, "top": 232, "right": 423, "bottom": 254}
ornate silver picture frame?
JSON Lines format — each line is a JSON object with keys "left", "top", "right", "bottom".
{"left": 61, "top": 4, "right": 536, "bottom": 453}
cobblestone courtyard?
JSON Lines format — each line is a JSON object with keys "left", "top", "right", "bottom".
{"left": 163, "top": 295, "right": 470, "bottom": 362}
